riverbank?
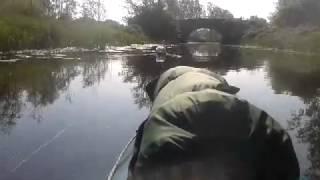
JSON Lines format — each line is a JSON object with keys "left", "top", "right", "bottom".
{"left": 242, "top": 26, "right": 320, "bottom": 53}
{"left": 0, "top": 15, "right": 149, "bottom": 51}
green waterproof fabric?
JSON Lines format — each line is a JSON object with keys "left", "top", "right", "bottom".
{"left": 134, "top": 66, "right": 299, "bottom": 180}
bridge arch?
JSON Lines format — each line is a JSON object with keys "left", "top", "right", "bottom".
{"left": 176, "top": 18, "right": 249, "bottom": 44}
{"left": 188, "top": 28, "right": 222, "bottom": 42}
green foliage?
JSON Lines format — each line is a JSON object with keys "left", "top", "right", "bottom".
{"left": 177, "top": 0, "right": 204, "bottom": 19}
{"left": 244, "top": 0, "right": 320, "bottom": 53}
{"left": 272, "top": 0, "right": 320, "bottom": 27}
{"left": 125, "top": 0, "right": 236, "bottom": 41}
{"left": 81, "top": 0, "right": 105, "bottom": 21}
{"left": 0, "top": 0, "right": 148, "bottom": 51}
{"left": 242, "top": 27, "right": 320, "bottom": 53}
{"left": 61, "top": 19, "right": 148, "bottom": 48}
{"left": 0, "top": 16, "right": 52, "bottom": 51}
{"left": 248, "top": 16, "right": 268, "bottom": 28}
{"left": 206, "top": 2, "right": 233, "bottom": 19}
{"left": 127, "top": 3, "right": 176, "bottom": 41}
{"left": 0, "top": 15, "right": 148, "bottom": 51}
{"left": 242, "top": 16, "right": 268, "bottom": 40}
{"left": 0, "top": 0, "right": 46, "bottom": 17}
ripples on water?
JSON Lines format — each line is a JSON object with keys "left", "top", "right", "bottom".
{"left": 0, "top": 44, "right": 320, "bottom": 180}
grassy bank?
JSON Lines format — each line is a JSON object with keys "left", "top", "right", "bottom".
{"left": 0, "top": 15, "right": 149, "bottom": 51}
{"left": 242, "top": 26, "right": 320, "bottom": 53}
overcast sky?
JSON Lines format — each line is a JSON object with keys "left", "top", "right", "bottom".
{"left": 83, "top": 0, "right": 278, "bottom": 23}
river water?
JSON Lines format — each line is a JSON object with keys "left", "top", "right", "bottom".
{"left": 0, "top": 44, "right": 319, "bottom": 180}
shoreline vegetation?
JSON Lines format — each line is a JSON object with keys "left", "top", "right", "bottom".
{"left": 242, "top": 26, "right": 320, "bottom": 54}
{"left": 242, "top": 0, "right": 320, "bottom": 53}
{"left": 1, "top": 0, "right": 320, "bottom": 54}
{"left": 0, "top": 15, "right": 149, "bottom": 51}
{"left": 0, "top": 0, "right": 149, "bottom": 52}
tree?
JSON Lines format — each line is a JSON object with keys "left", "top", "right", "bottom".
{"left": 126, "top": 0, "right": 168, "bottom": 16}
{"left": 277, "top": 0, "right": 301, "bottom": 9}
{"left": 40, "top": 0, "right": 55, "bottom": 16}
{"left": 37, "top": 0, "right": 77, "bottom": 19}
{"left": 272, "top": 0, "right": 320, "bottom": 27}
{"left": 81, "top": 0, "right": 105, "bottom": 21}
{"left": 289, "top": 97, "right": 320, "bottom": 178}
{"left": 0, "top": 0, "right": 51, "bottom": 17}
{"left": 126, "top": 0, "right": 176, "bottom": 40}
{"left": 248, "top": 16, "right": 268, "bottom": 27}
{"left": 163, "top": 0, "right": 180, "bottom": 18}
{"left": 206, "top": 2, "right": 233, "bottom": 19}
{"left": 177, "top": 0, "right": 204, "bottom": 19}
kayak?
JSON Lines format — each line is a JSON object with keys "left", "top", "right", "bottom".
{"left": 107, "top": 136, "right": 136, "bottom": 180}
{"left": 107, "top": 137, "right": 308, "bottom": 180}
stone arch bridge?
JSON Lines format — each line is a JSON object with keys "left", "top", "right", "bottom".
{"left": 176, "top": 18, "right": 250, "bottom": 44}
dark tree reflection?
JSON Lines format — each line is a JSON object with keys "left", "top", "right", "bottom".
{"left": 0, "top": 54, "right": 110, "bottom": 133}
{"left": 119, "top": 45, "right": 252, "bottom": 109}
{"left": 81, "top": 54, "right": 109, "bottom": 88}
{"left": 289, "top": 97, "right": 320, "bottom": 179}
{"left": 119, "top": 46, "right": 320, "bottom": 178}
{"left": 0, "top": 70, "right": 23, "bottom": 134}
{"left": 267, "top": 53, "right": 320, "bottom": 178}
{"left": 120, "top": 55, "right": 176, "bottom": 109}
{"left": 267, "top": 53, "right": 320, "bottom": 98}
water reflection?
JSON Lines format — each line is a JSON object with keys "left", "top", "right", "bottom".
{"left": 121, "top": 55, "right": 175, "bottom": 109}
{"left": 186, "top": 43, "right": 221, "bottom": 61}
{"left": 250, "top": 51, "right": 320, "bottom": 178}
{"left": 288, "top": 97, "right": 320, "bottom": 179}
{"left": 81, "top": 54, "right": 109, "bottom": 88}
{"left": 0, "top": 71, "right": 22, "bottom": 134}
{"left": 120, "top": 45, "right": 320, "bottom": 178}
{"left": 0, "top": 44, "right": 320, "bottom": 179}
{"left": 0, "top": 54, "right": 110, "bottom": 133}
{"left": 254, "top": 51, "right": 320, "bottom": 178}
{"left": 119, "top": 45, "right": 257, "bottom": 109}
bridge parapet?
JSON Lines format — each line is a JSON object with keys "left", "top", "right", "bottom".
{"left": 176, "top": 18, "right": 250, "bottom": 44}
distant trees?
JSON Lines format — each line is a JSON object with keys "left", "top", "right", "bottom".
{"left": 162, "top": 0, "right": 180, "bottom": 18}
{"left": 0, "top": 0, "right": 45, "bottom": 16}
{"left": 0, "top": 0, "right": 77, "bottom": 18}
{"left": 177, "top": 0, "right": 204, "bottom": 19}
{"left": 206, "top": 2, "right": 233, "bottom": 19}
{"left": 0, "top": 0, "right": 147, "bottom": 51}
{"left": 81, "top": 0, "right": 105, "bottom": 21}
{"left": 126, "top": 0, "right": 236, "bottom": 40}
{"left": 277, "top": 0, "right": 301, "bottom": 9}
{"left": 52, "top": 0, "right": 78, "bottom": 20}
{"left": 0, "top": 0, "right": 106, "bottom": 21}
{"left": 126, "top": 0, "right": 176, "bottom": 40}
{"left": 248, "top": 16, "right": 268, "bottom": 28}
{"left": 272, "top": 0, "right": 320, "bottom": 27}
{"left": 125, "top": 0, "right": 237, "bottom": 21}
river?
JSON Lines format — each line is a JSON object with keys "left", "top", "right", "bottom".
{"left": 0, "top": 43, "right": 319, "bottom": 180}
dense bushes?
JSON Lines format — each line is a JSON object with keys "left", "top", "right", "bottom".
{"left": 0, "top": 16, "right": 50, "bottom": 51}
{"left": 128, "top": 6, "right": 176, "bottom": 41}
{"left": 54, "top": 19, "right": 149, "bottom": 48}
{"left": 0, "top": 16, "right": 149, "bottom": 51}
{"left": 242, "top": 26, "right": 320, "bottom": 53}
{"left": 272, "top": 0, "right": 320, "bottom": 27}
{"left": 242, "top": 0, "right": 320, "bottom": 53}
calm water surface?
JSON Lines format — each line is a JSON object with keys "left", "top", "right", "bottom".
{"left": 0, "top": 44, "right": 320, "bottom": 180}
